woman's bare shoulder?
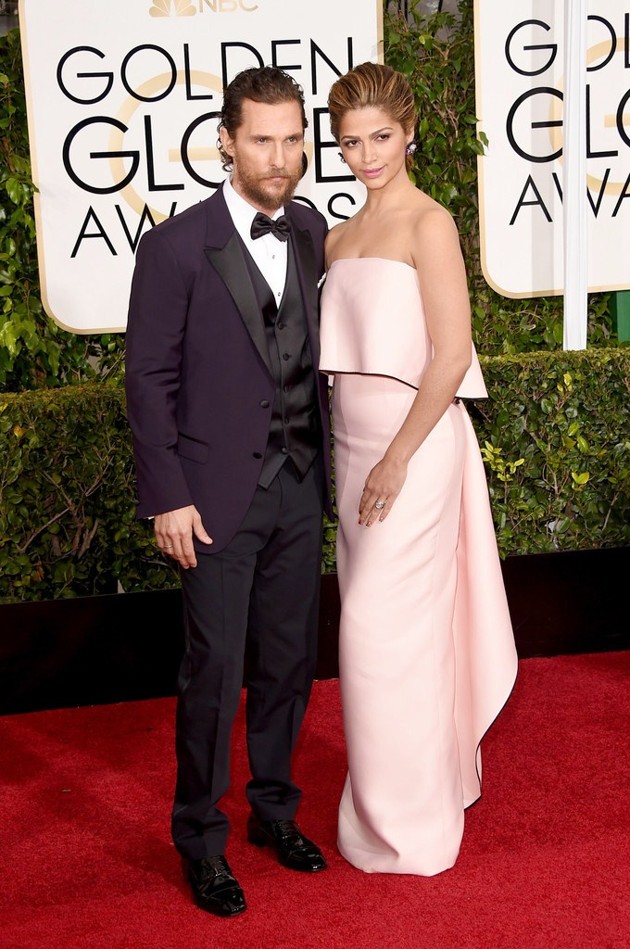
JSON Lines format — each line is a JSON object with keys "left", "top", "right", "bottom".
{"left": 410, "top": 190, "right": 455, "bottom": 227}
{"left": 409, "top": 193, "right": 460, "bottom": 252}
{"left": 407, "top": 194, "right": 465, "bottom": 286}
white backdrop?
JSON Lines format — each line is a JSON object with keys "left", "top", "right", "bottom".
{"left": 19, "top": 0, "right": 382, "bottom": 332}
{"left": 474, "top": 2, "right": 630, "bottom": 300}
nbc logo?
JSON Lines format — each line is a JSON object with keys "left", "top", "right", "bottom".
{"left": 149, "top": 0, "right": 258, "bottom": 13}
{"left": 149, "top": 0, "right": 196, "bottom": 16}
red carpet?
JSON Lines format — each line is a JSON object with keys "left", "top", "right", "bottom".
{"left": 1, "top": 652, "right": 629, "bottom": 948}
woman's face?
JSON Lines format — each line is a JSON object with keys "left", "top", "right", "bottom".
{"left": 337, "top": 106, "right": 412, "bottom": 191}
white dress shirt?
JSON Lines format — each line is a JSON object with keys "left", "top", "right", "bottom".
{"left": 222, "top": 177, "right": 288, "bottom": 304}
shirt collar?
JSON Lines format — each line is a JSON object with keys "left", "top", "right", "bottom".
{"left": 223, "top": 177, "right": 285, "bottom": 240}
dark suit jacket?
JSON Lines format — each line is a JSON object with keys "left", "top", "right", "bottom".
{"left": 125, "top": 186, "right": 331, "bottom": 553}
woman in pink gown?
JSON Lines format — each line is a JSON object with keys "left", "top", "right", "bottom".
{"left": 319, "top": 63, "right": 517, "bottom": 876}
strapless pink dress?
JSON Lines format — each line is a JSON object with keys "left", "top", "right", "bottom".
{"left": 319, "top": 258, "right": 517, "bottom": 876}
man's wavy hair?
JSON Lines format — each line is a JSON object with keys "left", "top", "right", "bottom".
{"left": 217, "top": 66, "right": 308, "bottom": 172}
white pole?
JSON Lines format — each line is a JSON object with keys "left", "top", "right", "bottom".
{"left": 562, "top": 0, "right": 588, "bottom": 350}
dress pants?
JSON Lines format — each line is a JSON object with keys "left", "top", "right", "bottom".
{"left": 171, "top": 458, "right": 324, "bottom": 860}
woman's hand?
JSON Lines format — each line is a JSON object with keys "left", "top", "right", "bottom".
{"left": 359, "top": 455, "right": 408, "bottom": 526}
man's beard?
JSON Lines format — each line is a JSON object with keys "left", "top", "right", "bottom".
{"left": 236, "top": 166, "right": 301, "bottom": 213}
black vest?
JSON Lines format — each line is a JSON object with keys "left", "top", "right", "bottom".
{"left": 243, "top": 240, "right": 321, "bottom": 488}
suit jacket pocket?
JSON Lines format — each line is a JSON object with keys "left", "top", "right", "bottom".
{"left": 177, "top": 433, "right": 209, "bottom": 464}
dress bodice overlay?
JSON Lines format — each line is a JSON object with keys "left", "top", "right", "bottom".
{"left": 320, "top": 257, "right": 487, "bottom": 399}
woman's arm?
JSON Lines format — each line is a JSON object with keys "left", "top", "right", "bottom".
{"left": 359, "top": 206, "right": 473, "bottom": 525}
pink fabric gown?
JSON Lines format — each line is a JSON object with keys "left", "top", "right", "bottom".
{"left": 319, "top": 258, "right": 517, "bottom": 876}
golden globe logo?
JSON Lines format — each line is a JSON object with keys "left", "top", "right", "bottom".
{"left": 476, "top": 5, "right": 630, "bottom": 298}
{"left": 149, "top": 0, "right": 258, "bottom": 15}
{"left": 19, "top": 0, "right": 377, "bottom": 332}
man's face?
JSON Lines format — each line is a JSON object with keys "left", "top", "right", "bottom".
{"left": 220, "top": 98, "right": 304, "bottom": 213}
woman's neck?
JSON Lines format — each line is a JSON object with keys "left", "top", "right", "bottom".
{"left": 362, "top": 171, "right": 416, "bottom": 216}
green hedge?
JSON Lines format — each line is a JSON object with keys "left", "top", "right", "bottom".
{"left": 474, "top": 349, "right": 629, "bottom": 554}
{"left": 1, "top": 352, "right": 627, "bottom": 602}
{"left": 0, "top": 385, "right": 177, "bottom": 602}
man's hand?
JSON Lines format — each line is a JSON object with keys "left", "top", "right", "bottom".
{"left": 155, "top": 505, "right": 212, "bottom": 569}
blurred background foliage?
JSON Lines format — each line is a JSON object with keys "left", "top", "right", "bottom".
{"left": 385, "top": 0, "right": 616, "bottom": 354}
{"left": 0, "top": 28, "right": 126, "bottom": 391}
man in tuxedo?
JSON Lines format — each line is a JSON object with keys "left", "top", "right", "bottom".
{"left": 125, "top": 66, "right": 331, "bottom": 918}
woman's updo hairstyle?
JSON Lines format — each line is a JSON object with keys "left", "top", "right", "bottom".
{"left": 327, "top": 62, "right": 417, "bottom": 169}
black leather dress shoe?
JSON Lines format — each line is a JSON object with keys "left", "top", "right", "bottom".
{"left": 247, "top": 815, "right": 327, "bottom": 872}
{"left": 186, "top": 855, "right": 246, "bottom": 917}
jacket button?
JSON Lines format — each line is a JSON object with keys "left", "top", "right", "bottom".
{"left": 253, "top": 451, "right": 262, "bottom": 459}
{"left": 281, "top": 447, "right": 289, "bottom": 454}
{"left": 260, "top": 400, "right": 270, "bottom": 408}
{"left": 282, "top": 353, "right": 290, "bottom": 360}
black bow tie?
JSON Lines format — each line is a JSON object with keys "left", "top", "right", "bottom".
{"left": 250, "top": 212, "right": 290, "bottom": 242}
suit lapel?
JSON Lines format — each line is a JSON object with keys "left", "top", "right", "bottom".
{"left": 286, "top": 211, "right": 321, "bottom": 364}
{"left": 203, "top": 193, "right": 273, "bottom": 377}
